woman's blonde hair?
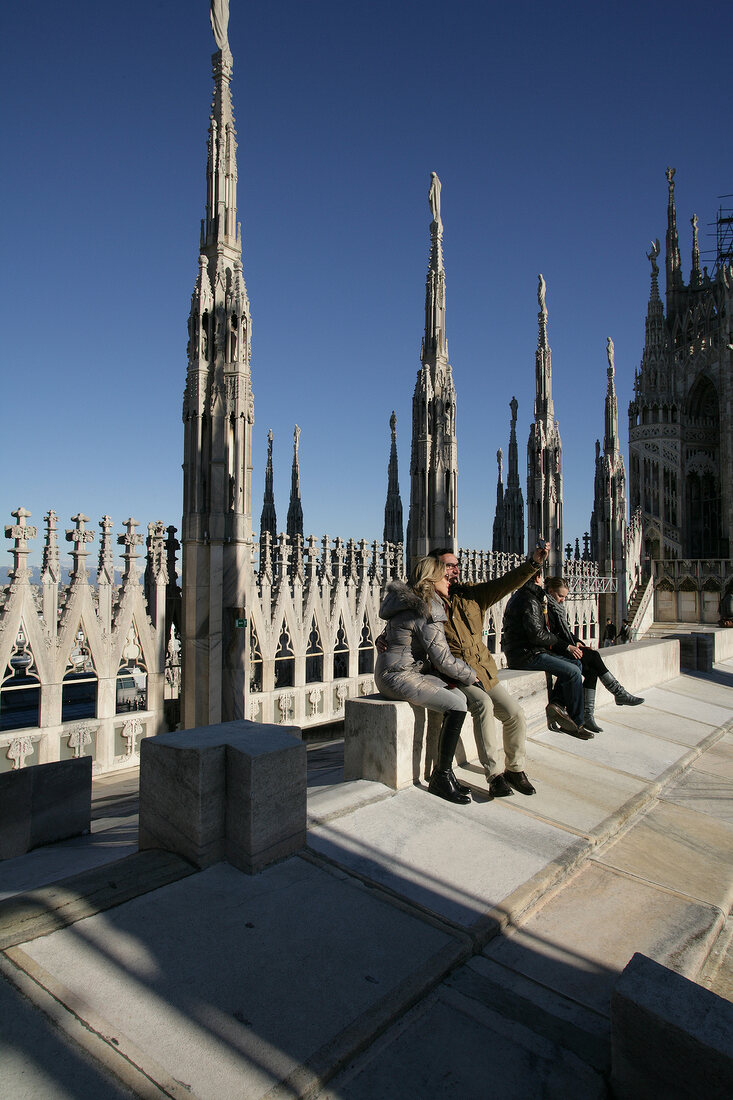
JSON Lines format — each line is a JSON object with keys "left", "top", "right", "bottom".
{"left": 409, "top": 555, "right": 446, "bottom": 604}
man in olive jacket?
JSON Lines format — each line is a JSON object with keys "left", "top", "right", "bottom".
{"left": 428, "top": 545, "right": 547, "bottom": 799}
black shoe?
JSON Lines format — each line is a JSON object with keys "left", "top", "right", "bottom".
{"left": 504, "top": 770, "right": 536, "bottom": 796}
{"left": 448, "top": 768, "right": 471, "bottom": 796}
{"left": 582, "top": 715, "right": 603, "bottom": 733}
{"left": 488, "top": 773, "right": 514, "bottom": 798}
{"left": 546, "top": 702, "right": 579, "bottom": 735}
{"left": 570, "top": 725, "right": 595, "bottom": 740}
{"left": 428, "top": 769, "right": 471, "bottom": 804}
{"left": 614, "top": 690, "right": 644, "bottom": 706}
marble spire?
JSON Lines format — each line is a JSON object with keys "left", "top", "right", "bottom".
{"left": 407, "top": 173, "right": 458, "bottom": 564}
{"left": 286, "top": 425, "right": 304, "bottom": 544}
{"left": 383, "top": 411, "right": 404, "bottom": 546}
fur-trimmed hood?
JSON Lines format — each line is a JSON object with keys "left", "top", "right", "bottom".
{"left": 378, "top": 579, "right": 430, "bottom": 621}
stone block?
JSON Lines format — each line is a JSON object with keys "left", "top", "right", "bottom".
{"left": 139, "top": 720, "right": 306, "bottom": 874}
{"left": 344, "top": 697, "right": 427, "bottom": 789}
{"left": 0, "top": 758, "right": 92, "bottom": 860}
{"left": 611, "top": 952, "right": 733, "bottom": 1099}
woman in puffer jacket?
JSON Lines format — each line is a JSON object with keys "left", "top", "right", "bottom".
{"left": 375, "top": 556, "right": 480, "bottom": 804}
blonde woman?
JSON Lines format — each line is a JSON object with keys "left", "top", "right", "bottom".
{"left": 375, "top": 556, "right": 480, "bottom": 804}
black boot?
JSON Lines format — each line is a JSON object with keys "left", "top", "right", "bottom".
{"left": 600, "top": 672, "right": 644, "bottom": 706}
{"left": 583, "top": 687, "right": 603, "bottom": 733}
{"left": 428, "top": 710, "right": 470, "bottom": 804}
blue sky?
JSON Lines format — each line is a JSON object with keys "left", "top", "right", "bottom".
{"left": 1, "top": 0, "right": 731, "bottom": 570}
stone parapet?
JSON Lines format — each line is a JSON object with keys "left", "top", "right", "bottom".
{"left": 611, "top": 952, "right": 733, "bottom": 1099}
{"left": 0, "top": 757, "right": 91, "bottom": 859}
{"left": 139, "top": 720, "right": 306, "bottom": 874}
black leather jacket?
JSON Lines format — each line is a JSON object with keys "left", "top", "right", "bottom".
{"left": 501, "top": 582, "right": 563, "bottom": 667}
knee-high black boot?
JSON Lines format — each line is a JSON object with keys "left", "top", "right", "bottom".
{"left": 599, "top": 671, "right": 644, "bottom": 706}
{"left": 429, "top": 710, "right": 471, "bottom": 804}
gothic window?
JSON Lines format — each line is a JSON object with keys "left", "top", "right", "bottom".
{"left": 333, "top": 618, "right": 350, "bottom": 680}
{"left": 484, "top": 613, "right": 496, "bottom": 652}
{"left": 0, "top": 625, "right": 40, "bottom": 732}
{"left": 274, "top": 623, "right": 294, "bottom": 689}
{"left": 305, "top": 620, "right": 323, "bottom": 684}
{"left": 116, "top": 623, "right": 147, "bottom": 713}
{"left": 62, "top": 628, "right": 97, "bottom": 722}
{"left": 358, "top": 616, "right": 374, "bottom": 675}
{"left": 589, "top": 619, "right": 596, "bottom": 641}
{"left": 249, "top": 621, "right": 263, "bottom": 692}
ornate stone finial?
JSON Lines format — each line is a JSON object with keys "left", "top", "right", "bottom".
{"left": 606, "top": 337, "right": 615, "bottom": 377}
{"left": 390, "top": 410, "right": 397, "bottom": 438}
{"left": 117, "top": 517, "right": 144, "bottom": 585}
{"left": 267, "top": 427, "right": 273, "bottom": 446}
{"left": 65, "top": 513, "right": 94, "bottom": 582}
{"left": 429, "top": 172, "right": 442, "bottom": 226}
{"left": 41, "top": 510, "right": 60, "bottom": 582}
{"left": 293, "top": 424, "right": 301, "bottom": 456}
{"left": 691, "top": 213, "right": 702, "bottom": 287}
{"left": 647, "top": 238, "right": 660, "bottom": 276}
{"left": 210, "top": 0, "right": 230, "bottom": 52}
{"left": 665, "top": 166, "right": 675, "bottom": 187}
{"left": 537, "top": 274, "right": 547, "bottom": 318}
{"left": 97, "top": 515, "right": 115, "bottom": 583}
{"left": 5, "top": 507, "right": 37, "bottom": 581}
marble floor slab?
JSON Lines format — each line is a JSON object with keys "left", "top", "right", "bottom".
{"left": 19, "top": 859, "right": 461, "bottom": 1100}
{"left": 692, "top": 738, "right": 733, "bottom": 781}
{"left": 485, "top": 741, "right": 647, "bottom": 837}
{"left": 482, "top": 863, "right": 721, "bottom": 1016}
{"left": 308, "top": 785, "right": 581, "bottom": 928}
{"left": 594, "top": 799, "right": 733, "bottom": 911}
{"left": 661, "top": 767, "right": 733, "bottom": 824}
{"left": 532, "top": 718, "right": 691, "bottom": 781}
{"left": 320, "top": 983, "right": 605, "bottom": 1100}
{"left": 637, "top": 684, "right": 733, "bottom": 727}
{"left": 603, "top": 703, "right": 716, "bottom": 745}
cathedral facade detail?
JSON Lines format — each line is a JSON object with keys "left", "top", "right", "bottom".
{"left": 629, "top": 168, "right": 733, "bottom": 562}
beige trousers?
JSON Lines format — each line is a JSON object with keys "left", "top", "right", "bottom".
{"left": 459, "top": 680, "right": 527, "bottom": 777}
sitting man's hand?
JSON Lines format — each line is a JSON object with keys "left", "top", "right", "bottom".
{"left": 567, "top": 643, "right": 583, "bottom": 660}
{"left": 375, "top": 631, "right": 388, "bottom": 654}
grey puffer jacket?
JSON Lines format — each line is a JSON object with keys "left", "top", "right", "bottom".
{"left": 375, "top": 581, "right": 476, "bottom": 701}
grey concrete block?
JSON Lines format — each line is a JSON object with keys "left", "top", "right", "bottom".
{"left": 139, "top": 720, "right": 306, "bottom": 874}
{"left": 611, "top": 952, "right": 733, "bottom": 1099}
{"left": 0, "top": 758, "right": 92, "bottom": 860}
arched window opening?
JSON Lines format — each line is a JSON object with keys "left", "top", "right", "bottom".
{"left": 116, "top": 624, "right": 148, "bottom": 713}
{"left": 62, "top": 627, "right": 97, "bottom": 722}
{"left": 0, "top": 625, "right": 40, "bottom": 731}
{"left": 249, "top": 621, "right": 263, "bottom": 692}
{"left": 333, "top": 618, "right": 349, "bottom": 680}
{"left": 358, "top": 616, "right": 374, "bottom": 675}
{"left": 305, "top": 620, "right": 323, "bottom": 683}
{"left": 274, "top": 623, "right": 294, "bottom": 688}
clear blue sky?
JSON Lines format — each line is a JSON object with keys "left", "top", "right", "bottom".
{"left": 1, "top": 0, "right": 731, "bottom": 570}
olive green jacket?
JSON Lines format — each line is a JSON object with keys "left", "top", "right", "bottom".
{"left": 441, "top": 560, "right": 540, "bottom": 690}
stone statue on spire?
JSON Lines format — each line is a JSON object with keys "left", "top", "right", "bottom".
{"left": 606, "top": 336, "right": 615, "bottom": 377}
{"left": 647, "top": 238, "right": 660, "bottom": 276}
{"left": 210, "top": 0, "right": 230, "bottom": 52}
{"left": 537, "top": 273, "right": 547, "bottom": 318}
{"left": 429, "top": 172, "right": 442, "bottom": 227}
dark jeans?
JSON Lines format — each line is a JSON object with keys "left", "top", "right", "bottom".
{"left": 521, "top": 651, "right": 584, "bottom": 725}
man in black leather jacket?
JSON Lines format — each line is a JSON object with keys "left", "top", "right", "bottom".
{"left": 501, "top": 573, "right": 588, "bottom": 736}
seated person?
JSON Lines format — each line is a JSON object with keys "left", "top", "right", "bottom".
{"left": 501, "top": 571, "right": 592, "bottom": 739}
{"left": 375, "top": 555, "right": 479, "bottom": 805}
{"left": 544, "top": 577, "right": 644, "bottom": 733}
